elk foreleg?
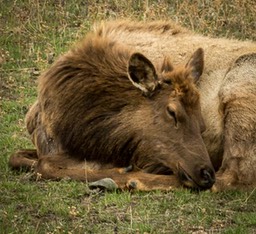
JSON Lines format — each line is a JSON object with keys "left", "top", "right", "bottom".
{"left": 212, "top": 95, "right": 256, "bottom": 192}
{"left": 34, "top": 154, "right": 181, "bottom": 191}
{"left": 9, "top": 149, "right": 38, "bottom": 171}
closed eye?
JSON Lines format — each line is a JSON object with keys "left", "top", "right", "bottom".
{"left": 200, "top": 121, "right": 206, "bottom": 134}
{"left": 166, "top": 107, "right": 178, "bottom": 127}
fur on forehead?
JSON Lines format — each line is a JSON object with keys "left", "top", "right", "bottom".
{"left": 160, "top": 66, "right": 200, "bottom": 108}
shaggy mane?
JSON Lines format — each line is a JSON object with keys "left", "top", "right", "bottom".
{"left": 38, "top": 30, "right": 200, "bottom": 163}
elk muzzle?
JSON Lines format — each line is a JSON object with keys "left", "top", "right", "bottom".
{"left": 178, "top": 164, "right": 215, "bottom": 190}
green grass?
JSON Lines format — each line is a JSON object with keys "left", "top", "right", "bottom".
{"left": 1, "top": 1, "right": 256, "bottom": 233}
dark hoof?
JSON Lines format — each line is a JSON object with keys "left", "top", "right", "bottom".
{"left": 128, "top": 180, "right": 137, "bottom": 189}
{"left": 88, "top": 178, "right": 118, "bottom": 191}
{"left": 124, "top": 165, "right": 133, "bottom": 173}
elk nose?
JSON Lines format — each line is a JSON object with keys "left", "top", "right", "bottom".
{"left": 199, "top": 167, "right": 215, "bottom": 189}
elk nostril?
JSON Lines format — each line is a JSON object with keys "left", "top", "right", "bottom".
{"left": 201, "top": 169, "right": 210, "bottom": 180}
{"left": 200, "top": 168, "right": 215, "bottom": 186}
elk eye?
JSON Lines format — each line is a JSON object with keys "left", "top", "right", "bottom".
{"left": 167, "top": 107, "right": 178, "bottom": 126}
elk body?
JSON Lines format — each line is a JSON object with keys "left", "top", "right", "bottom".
{"left": 10, "top": 20, "right": 256, "bottom": 191}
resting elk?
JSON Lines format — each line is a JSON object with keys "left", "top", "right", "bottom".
{"left": 9, "top": 20, "right": 256, "bottom": 192}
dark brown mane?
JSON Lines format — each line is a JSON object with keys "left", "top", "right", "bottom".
{"left": 40, "top": 33, "right": 131, "bottom": 91}
{"left": 38, "top": 33, "right": 200, "bottom": 164}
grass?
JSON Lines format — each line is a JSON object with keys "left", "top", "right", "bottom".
{"left": 0, "top": 0, "right": 256, "bottom": 233}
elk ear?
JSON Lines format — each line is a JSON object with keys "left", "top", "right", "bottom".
{"left": 186, "top": 48, "right": 204, "bottom": 83}
{"left": 128, "top": 53, "right": 159, "bottom": 95}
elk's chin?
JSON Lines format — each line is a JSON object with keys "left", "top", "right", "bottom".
{"left": 178, "top": 168, "right": 197, "bottom": 188}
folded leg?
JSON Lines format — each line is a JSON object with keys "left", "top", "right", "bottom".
{"left": 212, "top": 57, "right": 256, "bottom": 191}
{"left": 9, "top": 149, "right": 38, "bottom": 171}
{"left": 34, "top": 154, "right": 181, "bottom": 191}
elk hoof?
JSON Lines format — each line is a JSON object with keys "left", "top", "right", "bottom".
{"left": 125, "top": 165, "right": 133, "bottom": 172}
{"left": 128, "top": 180, "right": 137, "bottom": 189}
{"left": 88, "top": 178, "right": 118, "bottom": 191}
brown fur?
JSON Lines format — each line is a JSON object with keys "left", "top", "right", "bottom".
{"left": 9, "top": 20, "right": 256, "bottom": 191}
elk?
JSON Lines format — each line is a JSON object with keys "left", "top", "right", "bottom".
{"left": 9, "top": 30, "right": 215, "bottom": 191}
{"left": 10, "top": 20, "right": 256, "bottom": 192}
